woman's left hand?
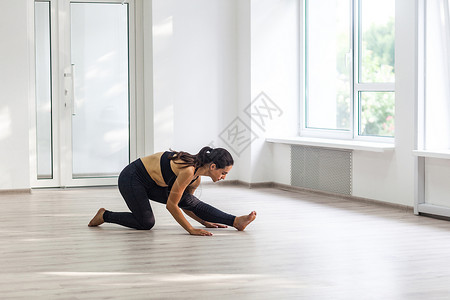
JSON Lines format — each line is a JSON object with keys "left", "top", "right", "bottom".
{"left": 203, "top": 222, "right": 228, "bottom": 228}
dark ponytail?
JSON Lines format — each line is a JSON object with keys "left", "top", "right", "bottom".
{"left": 170, "top": 146, "right": 234, "bottom": 169}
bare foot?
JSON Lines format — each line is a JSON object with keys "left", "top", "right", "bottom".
{"left": 88, "top": 208, "right": 106, "bottom": 227}
{"left": 233, "top": 211, "right": 257, "bottom": 231}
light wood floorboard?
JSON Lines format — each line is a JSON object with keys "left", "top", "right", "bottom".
{"left": 1, "top": 184, "right": 450, "bottom": 299}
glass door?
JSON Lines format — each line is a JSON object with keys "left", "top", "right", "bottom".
{"left": 33, "top": 0, "right": 136, "bottom": 187}
{"left": 67, "top": 1, "right": 131, "bottom": 185}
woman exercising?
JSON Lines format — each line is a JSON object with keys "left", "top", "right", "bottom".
{"left": 88, "top": 146, "right": 256, "bottom": 236}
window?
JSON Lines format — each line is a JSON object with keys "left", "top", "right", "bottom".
{"left": 303, "top": 0, "right": 395, "bottom": 140}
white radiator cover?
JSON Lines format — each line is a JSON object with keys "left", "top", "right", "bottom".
{"left": 291, "top": 145, "right": 352, "bottom": 195}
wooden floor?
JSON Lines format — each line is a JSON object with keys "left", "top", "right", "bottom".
{"left": 2, "top": 184, "right": 450, "bottom": 299}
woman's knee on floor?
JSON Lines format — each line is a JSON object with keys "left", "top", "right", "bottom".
{"left": 138, "top": 212, "right": 155, "bottom": 230}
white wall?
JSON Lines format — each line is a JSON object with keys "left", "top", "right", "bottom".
{"left": 153, "top": 0, "right": 298, "bottom": 184}
{"left": 152, "top": 0, "right": 239, "bottom": 180}
{"left": 426, "top": 158, "right": 450, "bottom": 207}
{"left": 247, "top": 0, "right": 300, "bottom": 183}
{"left": 0, "top": 0, "right": 32, "bottom": 190}
{"left": 236, "top": 0, "right": 251, "bottom": 183}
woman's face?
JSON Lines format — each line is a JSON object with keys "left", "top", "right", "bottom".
{"left": 209, "top": 164, "right": 233, "bottom": 182}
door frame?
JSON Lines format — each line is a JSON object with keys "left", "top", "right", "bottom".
{"left": 30, "top": 0, "right": 139, "bottom": 188}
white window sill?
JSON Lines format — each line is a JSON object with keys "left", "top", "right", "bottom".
{"left": 266, "top": 136, "right": 395, "bottom": 152}
{"left": 413, "top": 150, "right": 450, "bottom": 160}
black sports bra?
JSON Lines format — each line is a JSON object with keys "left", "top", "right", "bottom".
{"left": 160, "top": 151, "right": 198, "bottom": 189}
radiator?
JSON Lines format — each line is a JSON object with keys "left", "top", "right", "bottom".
{"left": 291, "top": 145, "right": 352, "bottom": 195}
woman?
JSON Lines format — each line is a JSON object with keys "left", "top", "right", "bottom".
{"left": 88, "top": 146, "right": 256, "bottom": 236}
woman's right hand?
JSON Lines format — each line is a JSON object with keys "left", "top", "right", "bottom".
{"left": 189, "top": 228, "right": 213, "bottom": 236}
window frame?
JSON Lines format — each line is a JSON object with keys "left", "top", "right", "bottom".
{"left": 300, "top": 0, "right": 395, "bottom": 143}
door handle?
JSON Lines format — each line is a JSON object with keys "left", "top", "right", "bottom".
{"left": 63, "top": 64, "right": 76, "bottom": 116}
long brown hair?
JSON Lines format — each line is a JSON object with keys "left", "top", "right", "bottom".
{"left": 169, "top": 146, "right": 234, "bottom": 169}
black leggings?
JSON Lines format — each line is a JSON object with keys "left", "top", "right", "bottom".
{"left": 103, "top": 159, "right": 236, "bottom": 230}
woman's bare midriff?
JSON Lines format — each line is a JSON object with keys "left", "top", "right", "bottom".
{"left": 140, "top": 152, "right": 191, "bottom": 187}
{"left": 140, "top": 152, "right": 167, "bottom": 186}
